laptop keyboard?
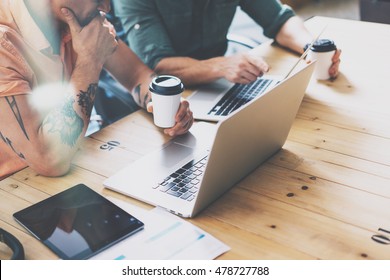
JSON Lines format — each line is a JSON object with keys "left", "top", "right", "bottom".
{"left": 153, "top": 156, "right": 208, "bottom": 201}
{"left": 208, "top": 78, "right": 273, "bottom": 116}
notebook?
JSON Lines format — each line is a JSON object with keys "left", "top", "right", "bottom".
{"left": 103, "top": 61, "right": 315, "bottom": 218}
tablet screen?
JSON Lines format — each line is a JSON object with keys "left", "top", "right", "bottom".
{"left": 13, "top": 184, "right": 144, "bottom": 259}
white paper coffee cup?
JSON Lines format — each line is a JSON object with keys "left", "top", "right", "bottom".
{"left": 149, "top": 75, "right": 184, "bottom": 128}
{"left": 307, "top": 39, "right": 337, "bottom": 80}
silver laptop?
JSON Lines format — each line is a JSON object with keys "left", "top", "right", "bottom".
{"left": 188, "top": 34, "right": 322, "bottom": 122}
{"left": 187, "top": 75, "right": 280, "bottom": 122}
{"left": 104, "top": 61, "right": 315, "bottom": 218}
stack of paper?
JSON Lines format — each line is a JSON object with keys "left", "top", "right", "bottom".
{"left": 91, "top": 199, "right": 230, "bottom": 260}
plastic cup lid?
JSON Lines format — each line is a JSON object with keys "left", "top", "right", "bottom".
{"left": 311, "top": 39, "right": 337, "bottom": 52}
{"left": 149, "top": 75, "right": 184, "bottom": 95}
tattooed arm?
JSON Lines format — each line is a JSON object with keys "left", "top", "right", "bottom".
{"left": 104, "top": 40, "right": 194, "bottom": 136}
{"left": 0, "top": 9, "right": 118, "bottom": 176}
{"left": 0, "top": 62, "right": 101, "bottom": 176}
{"left": 103, "top": 40, "right": 154, "bottom": 108}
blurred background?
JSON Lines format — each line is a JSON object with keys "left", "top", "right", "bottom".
{"left": 230, "top": 0, "right": 390, "bottom": 45}
{"left": 285, "top": 0, "right": 359, "bottom": 20}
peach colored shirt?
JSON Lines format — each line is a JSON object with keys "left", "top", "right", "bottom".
{"left": 0, "top": 0, "right": 75, "bottom": 179}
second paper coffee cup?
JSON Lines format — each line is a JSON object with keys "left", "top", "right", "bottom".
{"left": 149, "top": 75, "right": 184, "bottom": 128}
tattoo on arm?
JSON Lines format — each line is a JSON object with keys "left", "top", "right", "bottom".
{"left": 0, "top": 131, "right": 25, "bottom": 159}
{"left": 77, "top": 83, "right": 98, "bottom": 118}
{"left": 43, "top": 96, "right": 84, "bottom": 147}
{"left": 5, "top": 96, "right": 29, "bottom": 140}
{"left": 132, "top": 84, "right": 152, "bottom": 108}
{"left": 131, "top": 74, "right": 156, "bottom": 108}
{"left": 142, "top": 91, "right": 151, "bottom": 108}
{"left": 132, "top": 84, "right": 141, "bottom": 105}
{"left": 143, "top": 73, "right": 156, "bottom": 107}
{"left": 44, "top": 83, "right": 97, "bottom": 147}
{"left": 1, "top": 84, "right": 95, "bottom": 157}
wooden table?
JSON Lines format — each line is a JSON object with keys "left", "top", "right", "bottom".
{"left": 1, "top": 16, "right": 390, "bottom": 260}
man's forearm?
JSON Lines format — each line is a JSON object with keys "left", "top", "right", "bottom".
{"left": 155, "top": 56, "right": 227, "bottom": 86}
{"left": 275, "top": 16, "right": 313, "bottom": 54}
{"left": 104, "top": 40, "right": 155, "bottom": 108}
{"left": 36, "top": 61, "right": 101, "bottom": 175}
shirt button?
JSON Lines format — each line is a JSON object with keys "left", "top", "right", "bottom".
{"left": 134, "top": 24, "right": 140, "bottom": 30}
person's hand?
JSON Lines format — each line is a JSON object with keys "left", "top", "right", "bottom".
{"left": 329, "top": 48, "right": 342, "bottom": 79}
{"left": 61, "top": 8, "right": 118, "bottom": 68}
{"left": 221, "top": 51, "right": 269, "bottom": 84}
{"left": 147, "top": 99, "right": 194, "bottom": 137}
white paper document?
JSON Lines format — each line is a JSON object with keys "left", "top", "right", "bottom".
{"left": 91, "top": 199, "right": 230, "bottom": 260}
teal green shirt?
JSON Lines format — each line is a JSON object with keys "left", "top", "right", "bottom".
{"left": 113, "top": 0, "right": 295, "bottom": 69}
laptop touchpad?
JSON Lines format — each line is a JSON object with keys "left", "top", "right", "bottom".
{"left": 160, "top": 142, "right": 194, "bottom": 168}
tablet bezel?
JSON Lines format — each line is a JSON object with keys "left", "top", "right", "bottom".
{"left": 13, "top": 184, "right": 144, "bottom": 260}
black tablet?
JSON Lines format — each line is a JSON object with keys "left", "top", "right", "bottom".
{"left": 13, "top": 184, "right": 144, "bottom": 260}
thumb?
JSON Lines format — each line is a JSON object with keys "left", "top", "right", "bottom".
{"left": 146, "top": 102, "right": 153, "bottom": 113}
{"left": 61, "top": 8, "right": 81, "bottom": 34}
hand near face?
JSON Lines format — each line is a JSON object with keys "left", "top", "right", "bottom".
{"left": 60, "top": 8, "right": 118, "bottom": 67}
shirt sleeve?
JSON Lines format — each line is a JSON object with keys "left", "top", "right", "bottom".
{"left": 113, "top": 0, "right": 176, "bottom": 69}
{"left": 240, "top": 0, "right": 296, "bottom": 39}
{"left": 0, "top": 31, "right": 33, "bottom": 97}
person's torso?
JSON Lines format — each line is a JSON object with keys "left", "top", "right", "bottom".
{"left": 155, "top": 0, "right": 240, "bottom": 59}
{"left": 0, "top": 0, "right": 75, "bottom": 178}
